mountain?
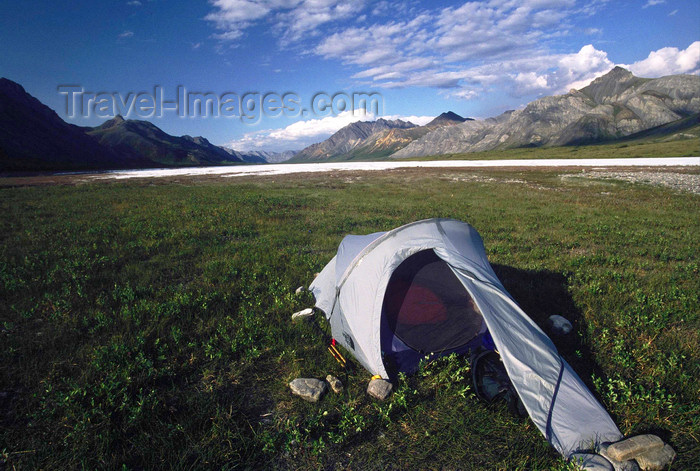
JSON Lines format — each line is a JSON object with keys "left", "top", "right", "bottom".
{"left": 391, "top": 67, "right": 700, "bottom": 158}
{"left": 425, "top": 111, "right": 469, "bottom": 127}
{"left": 289, "top": 112, "right": 469, "bottom": 162}
{"left": 0, "top": 78, "right": 131, "bottom": 171}
{"left": 341, "top": 112, "right": 470, "bottom": 160}
{"left": 88, "top": 116, "right": 244, "bottom": 167}
{"left": 223, "top": 148, "right": 298, "bottom": 164}
{"left": 255, "top": 150, "right": 297, "bottom": 163}
{"left": 289, "top": 118, "right": 416, "bottom": 162}
{"left": 0, "top": 78, "right": 249, "bottom": 172}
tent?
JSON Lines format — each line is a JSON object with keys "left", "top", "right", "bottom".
{"left": 309, "top": 218, "right": 622, "bottom": 459}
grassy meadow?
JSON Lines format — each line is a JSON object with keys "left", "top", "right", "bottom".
{"left": 0, "top": 167, "right": 698, "bottom": 469}
{"left": 411, "top": 135, "right": 700, "bottom": 161}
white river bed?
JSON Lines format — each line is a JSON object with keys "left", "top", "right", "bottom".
{"left": 90, "top": 157, "right": 700, "bottom": 180}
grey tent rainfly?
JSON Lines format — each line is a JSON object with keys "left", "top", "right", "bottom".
{"left": 308, "top": 218, "right": 624, "bottom": 465}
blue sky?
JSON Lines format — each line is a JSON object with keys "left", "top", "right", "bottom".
{"left": 1, "top": 0, "right": 699, "bottom": 152}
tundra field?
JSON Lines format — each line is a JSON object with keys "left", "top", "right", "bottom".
{"left": 0, "top": 166, "right": 698, "bottom": 470}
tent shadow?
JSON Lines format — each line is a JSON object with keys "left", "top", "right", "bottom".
{"left": 492, "top": 264, "right": 676, "bottom": 443}
{"left": 490, "top": 264, "right": 603, "bottom": 391}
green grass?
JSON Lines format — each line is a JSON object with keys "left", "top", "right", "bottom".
{"left": 1, "top": 168, "right": 698, "bottom": 469}
{"left": 406, "top": 135, "right": 699, "bottom": 161}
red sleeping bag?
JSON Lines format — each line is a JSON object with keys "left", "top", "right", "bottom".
{"left": 385, "top": 280, "right": 448, "bottom": 326}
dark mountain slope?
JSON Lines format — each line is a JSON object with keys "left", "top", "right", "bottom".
{"left": 0, "top": 78, "right": 137, "bottom": 171}
{"left": 0, "top": 77, "right": 247, "bottom": 171}
{"left": 88, "top": 116, "right": 243, "bottom": 167}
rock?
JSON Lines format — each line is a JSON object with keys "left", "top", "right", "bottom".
{"left": 547, "top": 315, "right": 573, "bottom": 335}
{"left": 291, "top": 308, "right": 314, "bottom": 321}
{"left": 289, "top": 378, "right": 327, "bottom": 402}
{"left": 367, "top": 378, "right": 393, "bottom": 400}
{"left": 295, "top": 286, "right": 305, "bottom": 294}
{"left": 634, "top": 444, "right": 676, "bottom": 471}
{"left": 599, "top": 443, "right": 641, "bottom": 471}
{"left": 569, "top": 452, "right": 614, "bottom": 471}
{"left": 326, "top": 375, "right": 343, "bottom": 393}
{"left": 604, "top": 435, "right": 664, "bottom": 462}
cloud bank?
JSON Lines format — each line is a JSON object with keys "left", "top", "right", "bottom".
{"left": 207, "top": 0, "right": 699, "bottom": 102}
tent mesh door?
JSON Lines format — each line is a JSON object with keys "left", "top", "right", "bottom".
{"left": 383, "top": 249, "right": 484, "bottom": 353}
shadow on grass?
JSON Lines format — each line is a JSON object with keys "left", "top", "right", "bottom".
{"left": 493, "top": 264, "right": 600, "bottom": 380}
{"left": 492, "top": 264, "right": 675, "bottom": 443}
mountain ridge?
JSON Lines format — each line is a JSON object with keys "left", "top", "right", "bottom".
{"left": 289, "top": 111, "right": 469, "bottom": 162}
{"left": 0, "top": 78, "right": 134, "bottom": 171}
{"left": 86, "top": 115, "right": 245, "bottom": 167}
{"left": 391, "top": 68, "right": 700, "bottom": 159}
{"left": 0, "top": 79, "right": 256, "bottom": 171}
{"left": 288, "top": 118, "right": 417, "bottom": 162}
{"left": 2, "top": 69, "right": 699, "bottom": 171}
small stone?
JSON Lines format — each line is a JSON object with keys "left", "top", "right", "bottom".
{"left": 569, "top": 452, "right": 614, "bottom": 471}
{"left": 259, "top": 412, "right": 273, "bottom": 425}
{"left": 599, "top": 443, "right": 641, "bottom": 471}
{"left": 295, "top": 286, "right": 305, "bottom": 294}
{"left": 367, "top": 378, "right": 393, "bottom": 400}
{"left": 547, "top": 315, "right": 573, "bottom": 335}
{"left": 289, "top": 378, "right": 327, "bottom": 402}
{"left": 291, "top": 308, "right": 314, "bottom": 321}
{"left": 634, "top": 444, "right": 676, "bottom": 471}
{"left": 326, "top": 375, "right": 343, "bottom": 393}
{"left": 605, "top": 435, "right": 664, "bottom": 462}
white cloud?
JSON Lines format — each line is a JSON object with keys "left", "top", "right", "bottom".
{"left": 119, "top": 30, "right": 134, "bottom": 39}
{"left": 513, "top": 72, "right": 550, "bottom": 95}
{"left": 446, "top": 88, "right": 480, "bottom": 100}
{"left": 271, "top": 110, "right": 377, "bottom": 139}
{"left": 576, "top": 0, "right": 611, "bottom": 17}
{"left": 312, "top": 0, "right": 585, "bottom": 92}
{"left": 228, "top": 110, "right": 377, "bottom": 151}
{"left": 643, "top": 0, "right": 665, "bottom": 8}
{"left": 227, "top": 111, "right": 433, "bottom": 151}
{"left": 556, "top": 44, "right": 614, "bottom": 90}
{"left": 205, "top": 0, "right": 615, "bottom": 100}
{"left": 426, "top": 44, "right": 616, "bottom": 100}
{"left": 205, "top": 0, "right": 366, "bottom": 44}
{"left": 383, "top": 115, "right": 435, "bottom": 126}
{"left": 279, "top": 1, "right": 366, "bottom": 43}
{"left": 212, "top": 30, "right": 244, "bottom": 42}
{"left": 626, "top": 41, "right": 700, "bottom": 77}
{"left": 204, "top": 0, "right": 698, "bottom": 108}
{"left": 205, "top": 0, "right": 272, "bottom": 26}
